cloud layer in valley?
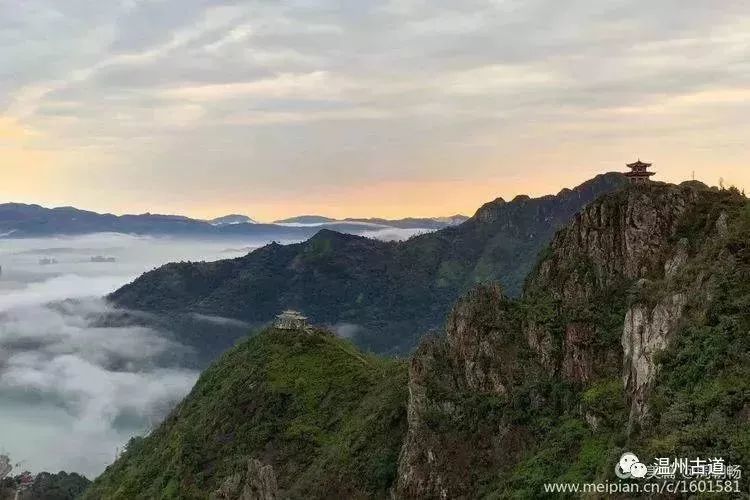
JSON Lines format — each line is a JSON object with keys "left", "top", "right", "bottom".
{"left": 0, "top": 227, "right": 426, "bottom": 476}
{"left": 0, "top": 233, "right": 265, "bottom": 477}
{"left": 0, "top": 298, "right": 197, "bottom": 478}
{"left": 2, "top": 1, "right": 749, "bottom": 219}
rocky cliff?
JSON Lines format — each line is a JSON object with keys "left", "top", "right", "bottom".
{"left": 210, "top": 458, "right": 279, "bottom": 500}
{"left": 396, "top": 284, "right": 534, "bottom": 499}
{"left": 396, "top": 181, "right": 750, "bottom": 497}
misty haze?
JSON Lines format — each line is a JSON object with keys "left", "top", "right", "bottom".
{"left": 0, "top": 234, "right": 246, "bottom": 476}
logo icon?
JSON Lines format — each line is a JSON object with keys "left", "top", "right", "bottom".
{"left": 616, "top": 452, "right": 647, "bottom": 479}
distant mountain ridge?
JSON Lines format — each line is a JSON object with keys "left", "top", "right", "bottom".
{"left": 207, "top": 214, "right": 257, "bottom": 226}
{"left": 0, "top": 204, "right": 456, "bottom": 239}
{"left": 110, "top": 173, "right": 628, "bottom": 354}
{"left": 343, "top": 215, "right": 469, "bottom": 229}
{"left": 275, "top": 214, "right": 470, "bottom": 229}
{"left": 274, "top": 215, "right": 338, "bottom": 224}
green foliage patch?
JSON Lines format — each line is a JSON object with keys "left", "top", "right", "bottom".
{"left": 83, "top": 328, "right": 408, "bottom": 499}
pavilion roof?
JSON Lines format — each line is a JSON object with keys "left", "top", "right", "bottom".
{"left": 277, "top": 310, "right": 307, "bottom": 319}
{"left": 626, "top": 159, "right": 652, "bottom": 168}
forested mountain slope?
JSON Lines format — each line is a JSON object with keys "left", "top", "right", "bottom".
{"left": 110, "top": 173, "right": 627, "bottom": 354}
{"left": 83, "top": 328, "right": 408, "bottom": 499}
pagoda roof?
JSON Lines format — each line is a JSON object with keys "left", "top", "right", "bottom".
{"left": 277, "top": 310, "right": 307, "bottom": 319}
{"left": 626, "top": 159, "right": 652, "bottom": 168}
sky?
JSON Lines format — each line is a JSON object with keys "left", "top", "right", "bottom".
{"left": 1, "top": 0, "right": 749, "bottom": 221}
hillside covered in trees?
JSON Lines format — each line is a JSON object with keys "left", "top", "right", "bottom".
{"left": 110, "top": 173, "right": 628, "bottom": 354}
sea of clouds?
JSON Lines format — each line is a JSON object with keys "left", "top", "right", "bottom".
{"left": 0, "top": 233, "right": 261, "bottom": 477}
{"left": 0, "top": 227, "right": 426, "bottom": 477}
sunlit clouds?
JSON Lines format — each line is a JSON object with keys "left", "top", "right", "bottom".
{"left": 2, "top": 0, "right": 749, "bottom": 220}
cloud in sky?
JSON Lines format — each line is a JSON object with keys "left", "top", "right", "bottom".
{"left": 2, "top": 0, "right": 749, "bottom": 219}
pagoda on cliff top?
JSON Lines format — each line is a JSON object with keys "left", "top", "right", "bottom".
{"left": 625, "top": 159, "right": 655, "bottom": 184}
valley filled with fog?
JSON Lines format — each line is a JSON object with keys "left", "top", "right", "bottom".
{"left": 0, "top": 228, "right": 428, "bottom": 478}
{"left": 0, "top": 234, "right": 257, "bottom": 477}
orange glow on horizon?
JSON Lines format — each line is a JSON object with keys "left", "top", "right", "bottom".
{"left": 109, "top": 164, "right": 748, "bottom": 222}
{"left": 2, "top": 143, "right": 747, "bottom": 223}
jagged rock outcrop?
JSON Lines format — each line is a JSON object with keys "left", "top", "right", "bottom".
{"left": 526, "top": 184, "right": 701, "bottom": 302}
{"left": 445, "top": 284, "right": 524, "bottom": 395}
{"left": 716, "top": 211, "right": 730, "bottom": 238}
{"left": 664, "top": 238, "right": 690, "bottom": 279}
{"left": 396, "top": 339, "right": 455, "bottom": 500}
{"left": 523, "top": 183, "right": 720, "bottom": 387}
{"left": 396, "top": 181, "right": 749, "bottom": 498}
{"left": 562, "top": 322, "right": 596, "bottom": 383}
{"left": 212, "top": 459, "right": 279, "bottom": 500}
{"left": 396, "top": 285, "right": 531, "bottom": 499}
{"left": 203, "top": 459, "right": 274, "bottom": 499}
{"left": 524, "top": 321, "right": 554, "bottom": 370}
{"left": 512, "top": 184, "right": 712, "bottom": 399}
{"left": 622, "top": 293, "right": 687, "bottom": 424}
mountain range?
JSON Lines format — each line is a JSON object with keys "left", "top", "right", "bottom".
{"left": 85, "top": 180, "right": 750, "bottom": 498}
{"left": 0, "top": 204, "right": 463, "bottom": 239}
{"left": 208, "top": 214, "right": 258, "bottom": 226}
{"left": 274, "top": 215, "right": 469, "bottom": 230}
{"left": 109, "top": 173, "right": 628, "bottom": 355}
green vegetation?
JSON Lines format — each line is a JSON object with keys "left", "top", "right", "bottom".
{"left": 20, "top": 472, "right": 91, "bottom": 500}
{"left": 87, "top": 182, "right": 750, "bottom": 499}
{"left": 0, "top": 472, "right": 90, "bottom": 500}
{"left": 644, "top": 196, "right": 750, "bottom": 478}
{"left": 412, "top": 184, "right": 750, "bottom": 498}
{"left": 496, "top": 187, "right": 750, "bottom": 497}
{"left": 83, "top": 328, "right": 407, "bottom": 499}
{"left": 110, "top": 173, "right": 627, "bottom": 356}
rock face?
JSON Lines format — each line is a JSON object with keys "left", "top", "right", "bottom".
{"left": 562, "top": 322, "right": 596, "bottom": 383}
{"left": 396, "top": 339, "right": 454, "bottom": 500}
{"left": 396, "top": 285, "right": 531, "bottom": 499}
{"left": 212, "top": 459, "right": 278, "bottom": 500}
{"left": 445, "top": 284, "right": 523, "bottom": 395}
{"left": 396, "top": 181, "right": 744, "bottom": 498}
{"left": 526, "top": 184, "right": 700, "bottom": 302}
{"left": 664, "top": 238, "right": 689, "bottom": 279}
{"left": 523, "top": 183, "right": 718, "bottom": 403}
{"left": 622, "top": 293, "right": 687, "bottom": 424}
{"left": 244, "top": 459, "right": 279, "bottom": 500}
